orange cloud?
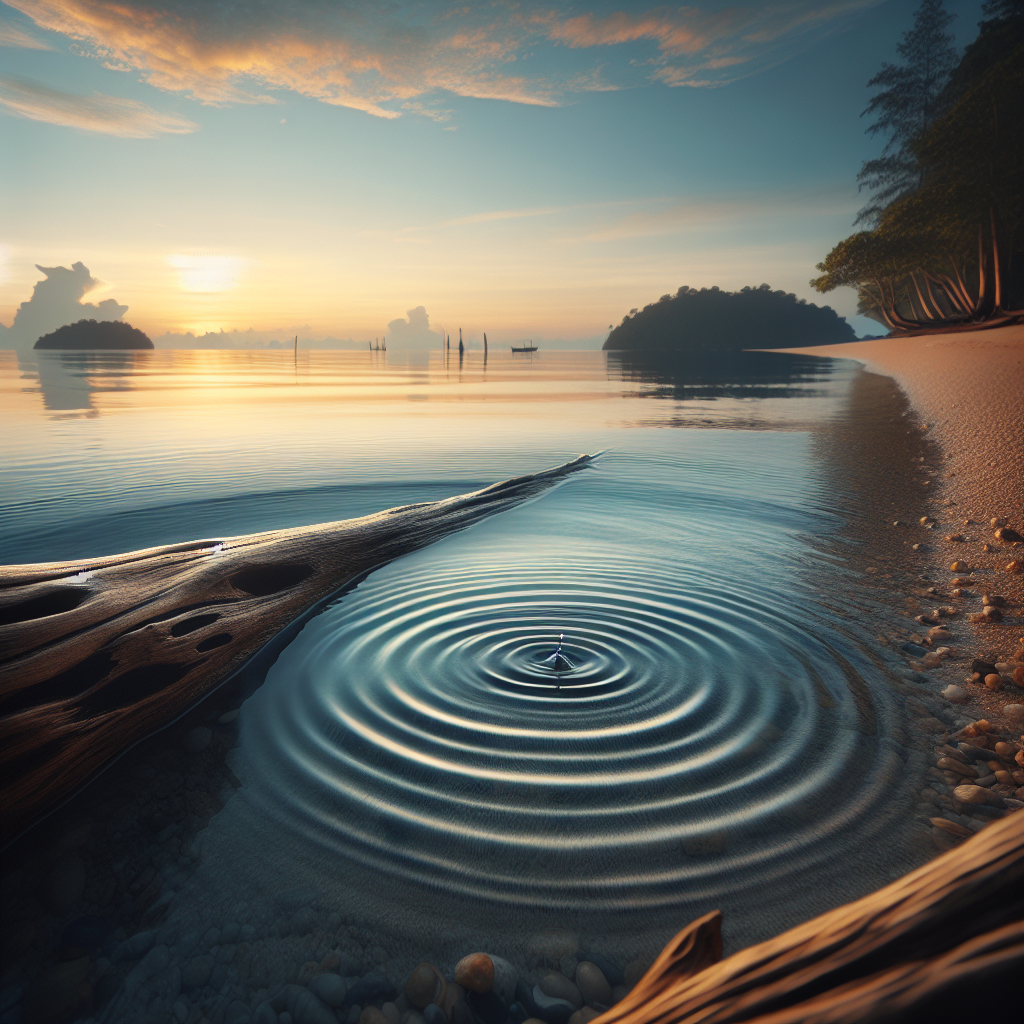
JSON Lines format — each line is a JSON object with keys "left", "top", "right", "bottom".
{"left": 6, "top": 1, "right": 883, "bottom": 115}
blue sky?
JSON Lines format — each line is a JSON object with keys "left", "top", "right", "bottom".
{"left": 0, "top": 0, "right": 986, "bottom": 344}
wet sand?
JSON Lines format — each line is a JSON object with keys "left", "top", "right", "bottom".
{"left": 772, "top": 324, "right": 1024, "bottom": 720}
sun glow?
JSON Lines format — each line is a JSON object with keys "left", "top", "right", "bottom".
{"left": 167, "top": 255, "right": 247, "bottom": 293}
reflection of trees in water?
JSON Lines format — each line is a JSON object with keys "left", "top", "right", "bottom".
{"left": 606, "top": 350, "right": 838, "bottom": 402}
{"left": 19, "top": 351, "right": 141, "bottom": 416}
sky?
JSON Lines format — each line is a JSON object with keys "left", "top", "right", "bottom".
{"left": 0, "top": 0, "right": 987, "bottom": 347}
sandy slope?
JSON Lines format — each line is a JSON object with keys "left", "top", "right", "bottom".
{"left": 773, "top": 324, "right": 1024, "bottom": 718}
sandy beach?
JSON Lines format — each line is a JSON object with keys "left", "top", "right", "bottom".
{"left": 774, "top": 324, "right": 1024, "bottom": 721}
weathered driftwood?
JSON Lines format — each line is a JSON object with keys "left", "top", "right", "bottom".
{"left": 0, "top": 455, "right": 594, "bottom": 838}
{"left": 605, "top": 809, "right": 1022, "bottom": 1024}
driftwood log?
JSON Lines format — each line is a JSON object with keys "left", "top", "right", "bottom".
{"left": 0, "top": 455, "right": 594, "bottom": 839}
{"left": 607, "top": 809, "right": 1022, "bottom": 1023}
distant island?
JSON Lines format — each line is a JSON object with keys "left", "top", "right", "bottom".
{"left": 603, "top": 284, "right": 856, "bottom": 352}
{"left": 34, "top": 319, "right": 153, "bottom": 350}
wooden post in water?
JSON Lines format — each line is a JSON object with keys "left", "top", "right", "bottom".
{"left": 483, "top": 332, "right": 488, "bottom": 356}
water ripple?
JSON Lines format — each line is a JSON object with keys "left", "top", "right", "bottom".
{"left": 238, "top": 554, "right": 900, "bottom": 911}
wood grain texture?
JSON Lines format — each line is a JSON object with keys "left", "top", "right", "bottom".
{"left": 603, "top": 809, "right": 1022, "bottom": 1024}
{"left": 0, "top": 455, "right": 594, "bottom": 838}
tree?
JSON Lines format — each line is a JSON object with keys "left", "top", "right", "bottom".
{"left": 814, "top": 0, "right": 1024, "bottom": 327}
{"left": 856, "top": 0, "right": 958, "bottom": 225}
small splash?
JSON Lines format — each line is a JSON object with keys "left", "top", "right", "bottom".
{"left": 541, "top": 633, "right": 575, "bottom": 674}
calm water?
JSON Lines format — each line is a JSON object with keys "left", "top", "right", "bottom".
{"left": 1, "top": 349, "right": 935, "bottom": 996}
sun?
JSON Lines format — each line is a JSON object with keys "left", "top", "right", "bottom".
{"left": 167, "top": 254, "right": 247, "bottom": 293}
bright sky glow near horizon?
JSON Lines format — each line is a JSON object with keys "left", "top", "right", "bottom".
{"left": 0, "top": 0, "right": 987, "bottom": 344}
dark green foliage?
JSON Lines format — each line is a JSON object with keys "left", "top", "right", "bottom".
{"left": 34, "top": 319, "right": 153, "bottom": 350}
{"left": 602, "top": 285, "right": 855, "bottom": 352}
{"left": 815, "top": 0, "right": 1024, "bottom": 327}
{"left": 857, "top": 0, "right": 959, "bottom": 225}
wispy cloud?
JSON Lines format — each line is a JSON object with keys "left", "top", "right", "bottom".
{"left": 0, "top": 74, "right": 198, "bottom": 136}
{"left": 6, "top": 2, "right": 882, "bottom": 117}
{"left": 0, "top": 16, "right": 52, "bottom": 49}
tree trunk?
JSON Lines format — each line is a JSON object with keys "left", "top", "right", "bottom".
{"left": 0, "top": 456, "right": 594, "bottom": 839}
{"left": 599, "top": 811, "right": 1022, "bottom": 1024}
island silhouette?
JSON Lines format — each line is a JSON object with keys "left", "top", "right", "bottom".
{"left": 34, "top": 318, "right": 154, "bottom": 350}
{"left": 603, "top": 284, "right": 856, "bottom": 352}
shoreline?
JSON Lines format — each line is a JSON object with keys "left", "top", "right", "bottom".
{"left": 768, "top": 324, "right": 1023, "bottom": 715}
{"left": 768, "top": 325, "right": 1024, "bottom": 827}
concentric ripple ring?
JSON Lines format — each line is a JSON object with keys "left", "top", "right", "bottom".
{"left": 234, "top": 550, "right": 902, "bottom": 912}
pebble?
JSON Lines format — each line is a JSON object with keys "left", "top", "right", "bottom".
{"left": 929, "top": 817, "right": 972, "bottom": 838}
{"left": 219, "top": 709, "right": 240, "bottom": 724}
{"left": 935, "top": 758, "right": 977, "bottom": 778}
{"left": 574, "top": 963, "right": 611, "bottom": 1007}
{"left": 124, "top": 943, "right": 170, "bottom": 996}
{"left": 1005, "top": 704, "right": 1024, "bottom": 721}
{"left": 953, "top": 784, "right": 1003, "bottom": 806}
{"left": 254, "top": 1003, "right": 278, "bottom": 1024}
{"left": 941, "top": 685, "right": 969, "bottom": 703}
{"left": 530, "top": 988, "right": 575, "bottom": 1024}
{"left": 576, "top": 953, "right": 623, "bottom": 989}
{"left": 539, "top": 973, "right": 582, "bottom": 1010}
{"left": 422, "top": 1004, "right": 448, "bottom": 1024}
{"left": 226, "top": 1000, "right": 253, "bottom": 1023}
{"left": 455, "top": 954, "right": 494, "bottom": 994}
{"left": 405, "top": 966, "right": 444, "bottom": 1010}
{"left": 309, "top": 974, "right": 347, "bottom": 1009}
{"left": 182, "top": 726, "right": 213, "bottom": 753}
{"left": 112, "top": 929, "right": 157, "bottom": 963}
{"left": 984, "top": 673, "right": 1003, "bottom": 690}
{"left": 45, "top": 855, "right": 86, "bottom": 915}
{"left": 488, "top": 956, "right": 519, "bottom": 1007}
{"left": 181, "top": 954, "right": 214, "bottom": 990}
{"left": 362, "top": 1009, "right": 390, "bottom": 1024}
{"left": 382, "top": 1003, "right": 401, "bottom": 1024}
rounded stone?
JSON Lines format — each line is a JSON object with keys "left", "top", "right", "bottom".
{"left": 455, "top": 954, "right": 494, "bottom": 994}
{"left": 361, "top": 1009, "right": 390, "bottom": 1024}
{"left": 488, "top": 955, "right": 519, "bottom": 1007}
{"left": 405, "top": 964, "right": 445, "bottom": 1010}
{"left": 382, "top": 1003, "right": 401, "bottom": 1024}
{"left": 941, "top": 685, "right": 969, "bottom": 703}
{"left": 1005, "top": 704, "right": 1024, "bottom": 721}
{"left": 984, "top": 673, "right": 1003, "bottom": 690}
{"left": 423, "top": 1004, "right": 448, "bottom": 1024}
{"left": 309, "top": 974, "right": 347, "bottom": 1008}
{"left": 574, "top": 963, "right": 611, "bottom": 1007}
{"left": 568, "top": 1010, "right": 601, "bottom": 1024}
{"left": 218, "top": 709, "right": 240, "bottom": 724}
{"left": 539, "top": 973, "right": 583, "bottom": 1010}
{"left": 953, "top": 784, "right": 1001, "bottom": 806}
{"left": 182, "top": 726, "right": 212, "bottom": 753}
{"left": 181, "top": 955, "right": 214, "bottom": 990}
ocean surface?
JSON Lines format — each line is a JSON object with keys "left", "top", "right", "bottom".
{"left": 1, "top": 348, "right": 936, "bottom": 973}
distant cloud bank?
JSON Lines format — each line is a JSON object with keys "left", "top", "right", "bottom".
{"left": 0, "top": 261, "right": 128, "bottom": 348}
{"left": 0, "top": 74, "right": 198, "bottom": 136}
{"left": 4, "top": 1, "right": 882, "bottom": 119}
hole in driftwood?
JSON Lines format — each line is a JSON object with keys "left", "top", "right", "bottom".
{"left": 79, "top": 662, "right": 199, "bottom": 716}
{"left": 228, "top": 564, "right": 313, "bottom": 597}
{"left": 0, "top": 652, "right": 118, "bottom": 714}
{"left": 196, "top": 633, "right": 232, "bottom": 652}
{"left": 0, "top": 588, "right": 90, "bottom": 627}
{"left": 170, "top": 613, "right": 221, "bottom": 637}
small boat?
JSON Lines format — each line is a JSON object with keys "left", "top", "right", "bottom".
{"left": 511, "top": 340, "right": 538, "bottom": 353}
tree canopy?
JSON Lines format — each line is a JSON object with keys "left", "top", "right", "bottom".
{"left": 814, "top": 0, "right": 1024, "bottom": 330}
{"left": 34, "top": 319, "right": 154, "bottom": 350}
{"left": 602, "top": 285, "right": 855, "bottom": 352}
